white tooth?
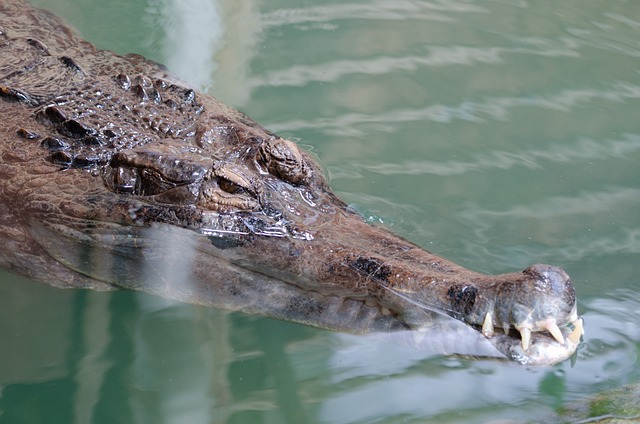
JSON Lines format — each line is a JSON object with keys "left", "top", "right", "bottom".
{"left": 570, "top": 309, "right": 579, "bottom": 323}
{"left": 546, "top": 320, "right": 565, "bottom": 345}
{"left": 520, "top": 327, "right": 531, "bottom": 351}
{"left": 568, "top": 318, "right": 584, "bottom": 344}
{"left": 482, "top": 312, "right": 494, "bottom": 338}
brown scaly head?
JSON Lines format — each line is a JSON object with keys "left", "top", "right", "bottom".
{"left": 0, "top": 0, "right": 582, "bottom": 365}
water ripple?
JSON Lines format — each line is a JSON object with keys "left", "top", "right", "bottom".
{"left": 559, "top": 228, "right": 640, "bottom": 260}
{"left": 268, "top": 82, "right": 640, "bottom": 136}
{"left": 459, "top": 227, "right": 640, "bottom": 269}
{"left": 567, "top": 12, "right": 640, "bottom": 58}
{"left": 457, "top": 186, "right": 640, "bottom": 264}
{"left": 260, "top": 0, "right": 486, "bottom": 28}
{"left": 250, "top": 43, "right": 579, "bottom": 88}
{"left": 461, "top": 186, "right": 640, "bottom": 221}
{"left": 355, "top": 133, "right": 640, "bottom": 177}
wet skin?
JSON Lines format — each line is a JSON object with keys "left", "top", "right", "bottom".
{"left": 0, "top": 0, "right": 583, "bottom": 365}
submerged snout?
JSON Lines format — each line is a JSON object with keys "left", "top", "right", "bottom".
{"left": 525, "top": 263, "right": 578, "bottom": 326}
{"left": 480, "top": 263, "right": 579, "bottom": 352}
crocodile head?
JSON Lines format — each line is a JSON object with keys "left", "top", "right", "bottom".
{"left": 0, "top": 0, "right": 582, "bottom": 365}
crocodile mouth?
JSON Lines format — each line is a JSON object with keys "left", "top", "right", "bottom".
{"left": 488, "top": 318, "right": 584, "bottom": 365}
{"left": 368, "top": 280, "right": 584, "bottom": 365}
{"left": 480, "top": 303, "right": 581, "bottom": 350}
{"left": 379, "top": 308, "right": 583, "bottom": 366}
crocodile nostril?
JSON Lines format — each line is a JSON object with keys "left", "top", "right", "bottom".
{"left": 525, "top": 263, "right": 571, "bottom": 289}
{"left": 526, "top": 263, "right": 574, "bottom": 296}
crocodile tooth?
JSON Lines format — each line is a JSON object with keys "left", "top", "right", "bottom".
{"left": 567, "top": 318, "right": 584, "bottom": 344}
{"left": 520, "top": 327, "right": 531, "bottom": 351}
{"left": 546, "top": 320, "right": 565, "bottom": 345}
{"left": 482, "top": 312, "right": 494, "bottom": 337}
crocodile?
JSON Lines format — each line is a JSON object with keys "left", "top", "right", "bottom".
{"left": 0, "top": 0, "right": 583, "bottom": 365}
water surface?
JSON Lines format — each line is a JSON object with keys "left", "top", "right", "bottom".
{"left": 2, "top": 0, "right": 640, "bottom": 422}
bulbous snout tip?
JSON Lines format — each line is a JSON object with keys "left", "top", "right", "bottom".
{"left": 523, "top": 263, "right": 579, "bottom": 330}
{"left": 524, "top": 263, "right": 575, "bottom": 304}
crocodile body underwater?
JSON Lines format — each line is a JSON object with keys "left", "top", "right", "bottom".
{"left": 0, "top": 0, "right": 583, "bottom": 365}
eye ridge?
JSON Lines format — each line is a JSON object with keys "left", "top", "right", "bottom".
{"left": 258, "top": 138, "right": 309, "bottom": 185}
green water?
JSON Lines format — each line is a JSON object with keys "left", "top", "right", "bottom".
{"left": 2, "top": 0, "right": 640, "bottom": 422}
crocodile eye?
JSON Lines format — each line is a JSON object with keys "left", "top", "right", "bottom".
{"left": 102, "top": 151, "right": 206, "bottom": 198}
{"left": 104, "top": 165, "right": 137, "bottom": 194}
{"left": 138, "top": 168, "right": 173, "bottom": 195}
{"left": 218, "top": 177, "right": 244, "bottom": 194}
{"left": 103, "top": 163, "right": 175, "bottom": 195}
{"left": 258, "top": 138, "right": 309, "bottom": 185}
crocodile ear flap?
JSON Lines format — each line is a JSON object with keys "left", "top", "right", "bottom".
{"left": 257, "top": 137, "right": 310, "bottom": 185}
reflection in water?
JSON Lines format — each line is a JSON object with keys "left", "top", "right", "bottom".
{"left": 74, "top": 293, "right": 111, "bottom": 424}
{"left": 145, "top": 0, "right": 223, "bottom": 90}
{"left": 318, "top": 292, "right": 640, "bottom": 423}
{"left": 145, "top": 0, "right": 261, "bottom": 105}
{"left": 3, "top": 279, "right": 632, "bottom": 423}
{"left": 208, "top": 0, "right": 262, "bottom": 106}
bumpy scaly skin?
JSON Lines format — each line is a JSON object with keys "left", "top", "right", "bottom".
{"left": 0, "top": 0, "right": 582, "bottom": 364}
